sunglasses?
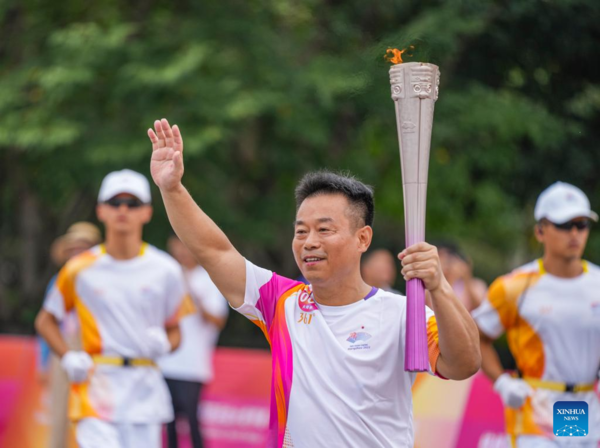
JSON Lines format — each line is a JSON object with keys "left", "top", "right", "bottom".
{"left": 548, "top": 219, "right": 591, "bottom": 231}
{"left": 104, "top": 197, "right": 145, "bottom": 209}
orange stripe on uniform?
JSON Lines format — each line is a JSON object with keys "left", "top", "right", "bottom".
{"left": 56, "top": 251, "right": 102, "bottom": 354}
{"left": 75, "top": 299, "right": 102, "bottom": 354}
{"left": 69, "top": 376, "right": 100, "bottom": 421}
{"left": 507, "top": 319, "right": 545, "bottom": 379}
{"left": 505, "top": 399, "right": 545, "bottom": 438}
{"left": 55, "top": 251, "right": 99, "bottom": 312}
{"left": 426, "top": 315, "right": 441, "bottom": 374}
{"left": 251, "top": 318, "right": 271, "bottom": 345}
{"left": 493, "top": 271, "right": 545, "bottom": 379}
{"left": 490, "top": 266, "right": 546, "bottom": 437}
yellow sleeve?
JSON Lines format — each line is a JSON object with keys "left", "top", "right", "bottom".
{"left": 165, "top": 295, "right": 196, "bottom": 328}
{"left": 473, "top": 271, "right": 541, "bottom": 338}
{"left": 486, "top": 277, "right": 518, "bottom": 331}
{"left": 426, "top": 314, "right": 442, "bottom": 376}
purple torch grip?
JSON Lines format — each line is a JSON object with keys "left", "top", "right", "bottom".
{"left": 405, "top": 278, "right": 428, "bottom": 371}
{"left": 389, "top": 61, "right": 440, "bottom": 372}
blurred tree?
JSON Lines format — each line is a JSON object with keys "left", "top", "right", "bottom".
{"left": 1, "top": 0, "right": 599, "bottom": 344}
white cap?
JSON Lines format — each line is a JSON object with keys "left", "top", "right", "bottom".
{"left": 534, "top": 181, "right": 597, "bottom": 224}
{"left": 98, "top": 169, "right": 152, "bottom": 204}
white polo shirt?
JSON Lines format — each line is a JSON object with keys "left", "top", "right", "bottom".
{"left": 43, "top": 243, "right": 188, "bottom": 424}
{"left": 234, "top": 260, "right": 442, "bottom": 448}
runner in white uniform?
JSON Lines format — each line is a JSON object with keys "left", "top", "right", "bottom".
{"left": 147, "top": 118, "right": 481, "bottom": 448}
{"left": 35, "top": 169, "right": 190, "bottom": 448}
{"left": 159, "top": 236, "right": 229, "bottom": 448}
{"left": 473, "top": 182, "right": 600, "bottom": 448}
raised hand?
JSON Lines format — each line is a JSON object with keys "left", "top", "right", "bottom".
{"left": 148, "top": 118, "right": 184, "bottom": 192}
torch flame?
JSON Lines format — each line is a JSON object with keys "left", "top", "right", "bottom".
{"left": 385, "top": 46, "right": 415, "bottom": 64}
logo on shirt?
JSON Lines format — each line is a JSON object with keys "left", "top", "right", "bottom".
{"left": 539, "top": 305, "right": 553, "bottom": 315}
{"left": 346, "top": 327, "right": 372, "bottom": 351}
{"left": 298, "top": 289, "right": 318, "bottom": 312}
{"left": 591, "top": 302, "right": 600, "bottom": 316}
{"left": 553, "top": 401, "right": 588, "bottom": 437}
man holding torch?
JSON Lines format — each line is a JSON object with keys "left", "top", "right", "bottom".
{"left": 473, "top": 182, "right": 600, "bottom": 447}
{"left": 148, "top": 118, "right": 480, "bottom": 448}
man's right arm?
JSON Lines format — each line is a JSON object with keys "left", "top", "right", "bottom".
{"left": 479, "top": 331, "right": 504, "bottom": 382}
{"left": 149, "top": 119, "right": 246, "bottom": 308}
{"left": 35, "top": 310, "right": 69, "bottom": 357}
{"left": 471, "top": 277, "right": 511, "bottom": 383}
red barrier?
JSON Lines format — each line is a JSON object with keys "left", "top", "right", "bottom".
{"left": 0, "top": 336, "right": 507, "bottom": 448}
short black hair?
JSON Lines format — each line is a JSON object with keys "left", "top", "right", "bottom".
{"left": 294, "top": 170, "right": 374, "bottom": 228}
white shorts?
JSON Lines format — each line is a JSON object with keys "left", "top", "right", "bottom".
{"left": 76, "top": 418, "right": 161, "bottom": 448}
{"left": 517, "top": 435, "right": 599, "bottom": 448}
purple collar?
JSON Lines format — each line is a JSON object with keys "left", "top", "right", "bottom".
{"left": 364, "top": 286, "right": 378, "bottom": 301}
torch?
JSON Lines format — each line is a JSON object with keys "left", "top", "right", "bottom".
{"left": 387, "top": 49, "right": 440, "bottom": 372}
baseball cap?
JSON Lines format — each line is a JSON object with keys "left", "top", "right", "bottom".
{"left": 97, "top": 169, "right": 152, "bottom": 204}
{"left": 534, "top": 181, "right": 598, "bottom": 224}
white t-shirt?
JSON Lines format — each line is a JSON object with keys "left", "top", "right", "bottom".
{"left": 43, "top": 243, "right": 188, "bottom": 424}
{"left": 234, "top": 260, "right": 442, "bottom": 448}
{"left": 472, "top": 259, "right": 600, "bottom": 441}
{"left": 159, "top": 266, "right": 229, "bottom": 383}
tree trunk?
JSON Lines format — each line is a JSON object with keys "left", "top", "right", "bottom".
{"left": 18, "top": 185, "right": 42, "bottom": 305}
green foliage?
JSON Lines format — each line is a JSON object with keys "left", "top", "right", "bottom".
{"left": 1, "top": 0, "right": 600, "bottom": 342}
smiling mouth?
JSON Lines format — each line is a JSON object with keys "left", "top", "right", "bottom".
{"left": 303, "top": 257, "right": 325, "bottom": 263}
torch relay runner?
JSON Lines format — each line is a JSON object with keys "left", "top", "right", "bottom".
{"left": 148, "top": 118, "right": 481, "bottom": 448}
{"left": 35, "top": 169, "right": 191, "bottom": 448}
{"left": 473, "top": 182, "right": 600, "bottom": 448}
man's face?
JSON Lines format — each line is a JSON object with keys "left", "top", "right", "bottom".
{"left": 293, "top": 194, "right": 372, "bottom": 286}
{"left": 536, "top": 217, "right": 590, "bottom": 261}
{"left": 96, "top": 193, "right": 152, "bottom": 233}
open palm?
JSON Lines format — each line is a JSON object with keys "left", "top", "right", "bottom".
{"left": 148, "top": 118, "right": 184, "bottom": 192}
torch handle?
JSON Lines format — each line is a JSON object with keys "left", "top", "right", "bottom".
{"left": 405, "top": 278, "right": 428, "bottom": 372}
{"left": 403, "top": 181, "right": 429, "bottom": 372}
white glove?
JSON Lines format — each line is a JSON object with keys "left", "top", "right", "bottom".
{"left": 494, "top": 373, "right": 534, "bottom": 409}
{"left": 61, "top": 351, "right": 94, "bottom": 383}
{"left": 145, "top": 326, "right": 172, "bottom": 358}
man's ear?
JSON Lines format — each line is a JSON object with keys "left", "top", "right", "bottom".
{"left": 357, "top": 226, "right": 373, "bottom": 253}
{"left": 96, "top": 204, "right": 106, "bottom": 224}
{"left": 142, "top": 206, "right": 153, "bottom": 224}
{"left": 534, "top": 223, "right": 544, "bottom": 243}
